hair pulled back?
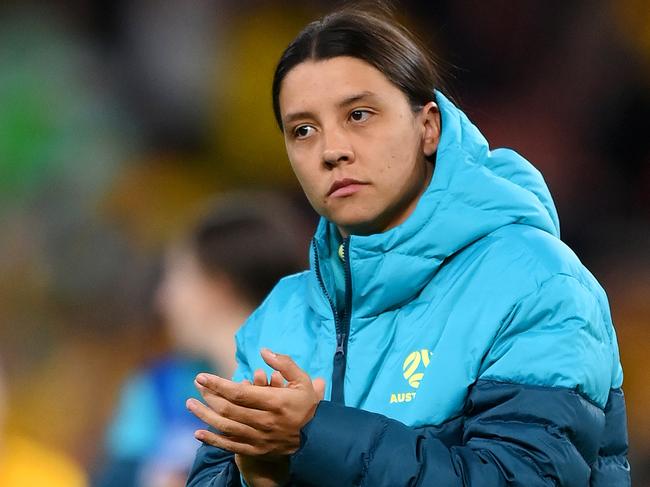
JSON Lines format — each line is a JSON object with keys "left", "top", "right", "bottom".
{"left": 189, "top": 192, "right": 308, "bottom": 306}
{"left": 272, "top": 3, "right": 443, "bottom": 130}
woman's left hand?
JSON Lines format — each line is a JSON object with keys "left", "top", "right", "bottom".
{"left": 187, "top": 348, "right": 326, "bottom": 457}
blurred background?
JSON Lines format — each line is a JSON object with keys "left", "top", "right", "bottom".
{"left": 0, "top": 0, "right": 647, "bottom": 485}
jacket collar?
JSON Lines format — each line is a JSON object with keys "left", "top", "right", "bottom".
{"left": 306, "top": 92, "right": 559, "bottom": 320}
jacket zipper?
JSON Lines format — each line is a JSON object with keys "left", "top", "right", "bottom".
{"left": 313, "top": 238, "right": 352, "bottom": 404}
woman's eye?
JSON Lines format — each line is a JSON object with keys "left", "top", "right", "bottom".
{"left": 294, "top": 125, "right": 314, "bottom": 138}
{"left": 350, "top": 110, "right": 371, "bottom": 122}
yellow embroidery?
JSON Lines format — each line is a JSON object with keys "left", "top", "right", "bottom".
{"left": 389, "top": 349, "right": 432, "bottom": 404}
{"left": 389, "top": 392, "right": 417, "bottom": 403}
{"left": 402, "top": 349, "right": 431, "bottom": 388}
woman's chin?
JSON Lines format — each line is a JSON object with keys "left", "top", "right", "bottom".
{"left": 328, "top": 215, "right": 382, "bottom": 237}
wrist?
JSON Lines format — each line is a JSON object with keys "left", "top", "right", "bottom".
{"left": 236, "top": 454, "right": 290, "bottom": 487}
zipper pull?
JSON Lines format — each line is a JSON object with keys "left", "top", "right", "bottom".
{"left": 336, "top": 333, "right": 347, "bottom": 355}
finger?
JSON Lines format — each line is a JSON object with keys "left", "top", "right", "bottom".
{"left": 195, "top": 373, "right": 220, "bottom": 394}
{"left": 196, "top": 374, "right": 277, "bottom": 409}
{"left": 241, "top": 379, "right": 252, "bottom": 385}
{"left": 186, "top": 398, "right": 260, "bottom": 439}
{"left": 195, "top": 385, "right": 277, "bottom": 432}
{"left": 313, "top": 378, "right": 326, "bottom": 400}
{"left": 260, "top": 349, "right": 310, "bottom": 385}
{"left": 253, "top": 369, "right": 268, "bottom": 386}
{"left": 270, "top": 371, "right": 284, "bottom": 388}
{"left": 195, "top": 429, "right": 260, "bottom": 456}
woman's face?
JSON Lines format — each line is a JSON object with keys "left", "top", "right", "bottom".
{"left": 279, "top": 56, "right": 440, "bottom": 236}
{"left": 156, "top": 250, "right": 215, "bottom": 354}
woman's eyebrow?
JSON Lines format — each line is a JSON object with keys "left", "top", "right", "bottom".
{"left": 283, "top": 110, "right": 315, "bottom": 126}
{"left": 337, "top": 91, "right": 378, "bottom": 109}
{"left": 282, "top": 91, "right": 379, "bottom": 126}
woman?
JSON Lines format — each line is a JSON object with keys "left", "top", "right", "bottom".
{"left": 187, "top": 6, "right": 629, "bottom": 486}
{"left": 94, "top": 192, "right": 308, "bottom": 487}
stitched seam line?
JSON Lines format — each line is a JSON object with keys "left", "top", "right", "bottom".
{"left": 359, "top": 419, "right": 389, "bottom": 487}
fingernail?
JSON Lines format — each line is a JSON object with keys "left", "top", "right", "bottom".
{"left": 196, "top": 374, "right": 208, "bottom": 385}
{"left": 262, "top": 348, "right": 277, "bottom": 358}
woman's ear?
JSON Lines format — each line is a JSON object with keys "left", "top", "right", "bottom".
{"left": 420, "top": 101, "right": 441, "bottom": 157}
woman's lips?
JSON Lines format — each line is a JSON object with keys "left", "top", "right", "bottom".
{"left": 328, "top": 179, "right": 367, "bottom": 198}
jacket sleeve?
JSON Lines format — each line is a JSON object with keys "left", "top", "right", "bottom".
{"left": 288, "top": 274, "right": 630, "bottom": 486}
{"left": 289, "top": 383, "right": 628, "bottom": 486}
{"left": 186, "top": 443, "right": 241, "bottom": 487}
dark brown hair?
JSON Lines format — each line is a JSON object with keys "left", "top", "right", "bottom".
{"left": 272, "top": 3, "right": 444, "bottom": 130}
{"left": 190, "top": 192, "right": 309, "bottom": 306}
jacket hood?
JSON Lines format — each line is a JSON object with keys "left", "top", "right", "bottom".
{"left": 307, "top": 92, "right": 560, "bottom": 319}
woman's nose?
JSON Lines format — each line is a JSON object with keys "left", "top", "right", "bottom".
{"left": 321, "top": 132, "right": 354, "bottom": 168}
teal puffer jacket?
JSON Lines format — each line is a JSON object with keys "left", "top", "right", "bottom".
{"left": 187, "top": 92, "right": 629, "bottom": 486}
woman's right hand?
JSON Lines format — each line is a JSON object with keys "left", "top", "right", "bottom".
{"left": 235, "top": 370, "right": 290, "bottom": 487}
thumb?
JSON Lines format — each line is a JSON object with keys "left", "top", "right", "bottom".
{"left": 260, "top": 348, "right": 309, "bottom": 385}
{"left": 312, "top": 378, "right": 326, "bottom": 400}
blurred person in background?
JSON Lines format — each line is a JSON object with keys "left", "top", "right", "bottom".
{"left": 186, "top": 4, "right": 629, "bottom": 486}
{"left": 93, "top": 192, "right": 309, "bottom": 487}
{"left": 0, "top": 358, "right": 87, "bottom": 486}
